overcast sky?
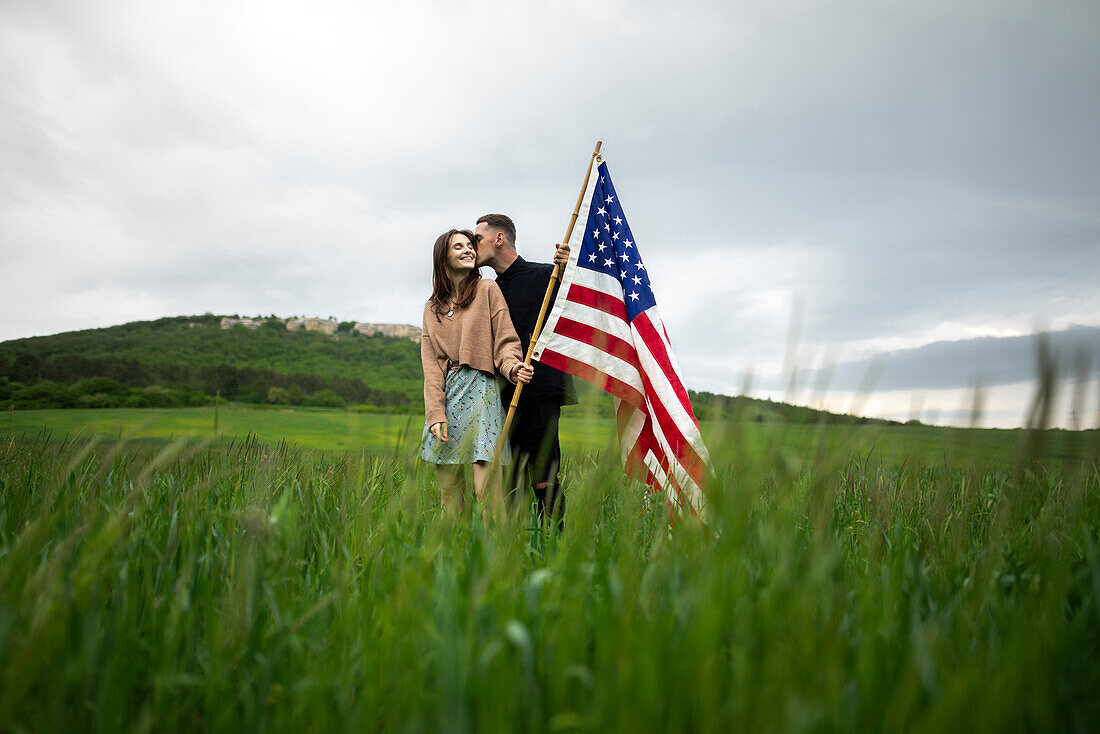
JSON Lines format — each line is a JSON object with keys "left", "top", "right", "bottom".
{"left": 2, "top": 0, "right": 1098, "bottom": 427}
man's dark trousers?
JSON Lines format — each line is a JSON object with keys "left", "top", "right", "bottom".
{"left": 508, "top": 399, "right": 563, "bottom": 527}
{"left": 495, "top": 255, "right": 576, "bottom": 528}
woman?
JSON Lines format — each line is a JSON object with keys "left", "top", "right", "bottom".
{"left": 420, "top": 228, "right": 533, "bottom": 517}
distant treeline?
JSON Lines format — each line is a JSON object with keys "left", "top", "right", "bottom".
{"left": 689, "top": 390, "right": 899, "bottom": 426}
{"left": 0, "top": 376, "right": 209, "bottom": 410}
{"left": 557, "top": 385, "right": 895, "bottom": 425}
{"left": 0, "top": 353, "right": 414, "bottom": 410}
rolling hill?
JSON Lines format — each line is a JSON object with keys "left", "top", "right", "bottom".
{"left": 0, "top": 315, "right": 896, "bottom": 425}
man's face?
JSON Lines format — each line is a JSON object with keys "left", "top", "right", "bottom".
{"left": 473, "top": 222, "right": 498, "bottom": 266}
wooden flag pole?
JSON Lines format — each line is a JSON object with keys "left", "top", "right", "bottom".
{"left": 489, "top": 140, "right": 603, "bottom": 476}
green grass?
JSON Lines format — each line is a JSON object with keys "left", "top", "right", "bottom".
{"left": 2, "top": 405, "right": 419, "bottom": 453}
{"left": 2, "top": 404, "right": 1099, "bottom": 730}
{"left": 3, "top": 404, "right": 1095, "bottom": 466}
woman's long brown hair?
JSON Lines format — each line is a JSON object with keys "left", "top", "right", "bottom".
{"left": 429, "top": 229, "right": 482, "bottom": 320}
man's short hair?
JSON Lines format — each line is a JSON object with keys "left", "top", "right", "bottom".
{"left": 476, "top": 213, "right": 516, "bottom": 247}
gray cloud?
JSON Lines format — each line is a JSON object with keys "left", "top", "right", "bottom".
{"left": 787, "top": 325, "right": 1100, "bottom": 393}
{"left": 2, "top": 0, "right": 1098, "bottom": 426}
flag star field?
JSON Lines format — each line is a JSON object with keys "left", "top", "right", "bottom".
{"left": 576, "top": 169, "right": 656, "bottom": 322}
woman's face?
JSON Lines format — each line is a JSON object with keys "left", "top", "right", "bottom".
{"left": 446, "top": 232, "right": 477, "bottom": 277}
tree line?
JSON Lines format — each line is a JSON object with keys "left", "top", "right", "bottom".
{"left": 0, "top": 353, "right": 417, "bottom": 410}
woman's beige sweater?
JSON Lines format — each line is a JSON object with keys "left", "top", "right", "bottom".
{"left": 420, "top": 279, "right": 523, "bottom": 428}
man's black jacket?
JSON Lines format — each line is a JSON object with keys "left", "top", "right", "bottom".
{"left": 494, "top": 256, "right": 578, "bottom": 408}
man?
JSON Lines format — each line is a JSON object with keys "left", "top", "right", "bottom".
{"left": 474, "top": 213, "right": 576, "bottom": 527}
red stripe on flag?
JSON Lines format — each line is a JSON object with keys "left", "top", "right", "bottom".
{"left": 537, "top": 349, "right": 646, "bottom": 409}
{"left": 554, "top": 317, "right": 638, "bottom": 365}
{"left": 633, "top": 312, "right": 699, "bottom": 429}
{"left": 616, "top": 408, "right": 685, "bottom": 511}
{"left": 625, "top": 424, "right": 658, "bottom": 490}
{"left": 616, "top": 403, "right": 654, "bottom": 484}
{"left": 646, "top": 444, "right": 685, "bottom": 508}
{"left": 637, "top": 367, "right": 707, "bottom": 486}
{"left": 630, "top": 440, "right": 688, "bottom": 515}
{"left": 566, "top": 284, "right": 629, "bottom": 321}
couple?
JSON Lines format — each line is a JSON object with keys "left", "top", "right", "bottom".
{"left": 419, "top": 214, "right": 575, "bottom": 524}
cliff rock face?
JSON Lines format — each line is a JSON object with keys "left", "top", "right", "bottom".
{"left": 352, "top": 323, "right": 422, "bottom": 342}
{"left": 218, "top": 316, "right": 418, "bottom": 340}
{"left": 286, "top": 318, "right": 338, "bottom": 335}
{"left": 220, "top": 317, "right": 264, "bottom": 330}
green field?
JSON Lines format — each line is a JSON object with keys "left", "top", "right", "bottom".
{"left": 4, "top": 404, "right": 1094, "bottom": 467}
{"left": 2, "top": 404, "right": 1099, "bottom": 730}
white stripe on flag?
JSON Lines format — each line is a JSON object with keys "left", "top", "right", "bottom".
{"left": 643, "top": 451, "right": 671, "bottom": 497}
{"left": 568, "top": 266, "right": 630, "bottom": 299}
{"left": 555, "top": 299, "right": 635, "bottom": 345}
{"left": 536, "top": 334, "right": 646, "bottom": 394}
{"left": 618, "top": 401, "right": 646, "bottom": 467}
{"left": 631, "top": 321, "right": 710, "bottom": 462}
{"left": 645, "top": 404, "right": 700, "bottom": 496}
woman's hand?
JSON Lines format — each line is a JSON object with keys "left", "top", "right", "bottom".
{"left": 511, "top": 363, "right": 534, "bottom": 384}
{"left": 430, "top": 421, "right": 449, "bottom": 442}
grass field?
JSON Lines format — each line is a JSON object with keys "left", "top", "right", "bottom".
{"left": 2, "top": 403, "right": 1099, "bottom": 730}
{"left": 4, "top": 404, "right": 1096, "bottom": 467}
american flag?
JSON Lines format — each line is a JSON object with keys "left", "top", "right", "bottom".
{"left": 533, "top": 160, "right": 709, "bottom": 517}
